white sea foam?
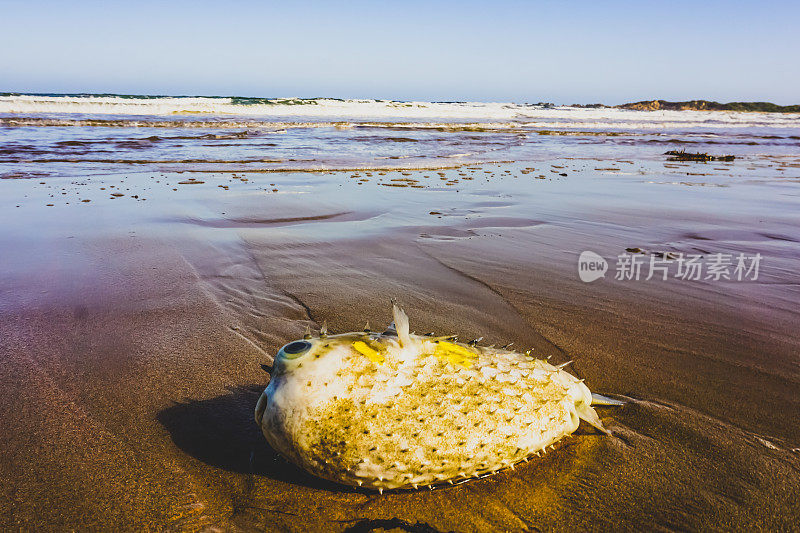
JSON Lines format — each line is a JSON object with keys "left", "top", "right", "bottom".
{"left": 1, "top": 94, "right": 798, "bottom": 131}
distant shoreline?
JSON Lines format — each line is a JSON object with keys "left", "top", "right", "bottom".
{"left": 2, "top": 93, "right": 799, "bottom": 114}
{"left": 592, "top": 99, "right": 800, "bottom": 113}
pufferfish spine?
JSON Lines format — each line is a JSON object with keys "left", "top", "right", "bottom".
{"left": 255, "top": 303, "right": 619, "bottom": 491}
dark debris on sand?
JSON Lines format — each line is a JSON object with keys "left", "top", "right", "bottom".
{"left": 664, "top": 150, "right": 735, "bottom": 162}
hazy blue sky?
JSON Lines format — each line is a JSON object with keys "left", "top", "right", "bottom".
{"left": 2, "top": 0, "right": 798, "bottom": 104}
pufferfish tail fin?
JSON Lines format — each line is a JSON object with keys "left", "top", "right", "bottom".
{"left": 591, "top": 393, "right": 625, "bottom": 406}
{"left": 576, "top": 401, "right": 611, "bottom": 435}
{"left": 388, "top": 299, "right": 411, "bottom": 347}
{"left": 577, "top": 393, "right": 625, "bottom": 435}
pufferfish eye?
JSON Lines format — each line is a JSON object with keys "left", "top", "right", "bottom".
{"left": 280, "top": 340, "right": 312, "bottom": 359}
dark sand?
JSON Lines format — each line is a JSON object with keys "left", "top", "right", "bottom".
{"left": 1, "top": 161, "right": 799, "bottom": 531}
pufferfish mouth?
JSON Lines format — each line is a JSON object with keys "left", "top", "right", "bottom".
{"left": 254, "top": 390, "right": 268, "bottom": 426}
{"left": 255, "top": 339, "right": 313, "bottom": 424}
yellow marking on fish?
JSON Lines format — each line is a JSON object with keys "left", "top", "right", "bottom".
{"left": 434, "top": 341, "right": 478, "bottom": 368}
{"left": 353, "top": 341, "right": 385, "bottom": 364}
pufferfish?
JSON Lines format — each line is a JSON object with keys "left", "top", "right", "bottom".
{"left": 255, "top": 302, "right": 620, "bottom": 492}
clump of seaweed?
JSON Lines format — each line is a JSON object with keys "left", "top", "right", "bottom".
{"left": 665, "top": 150, "right": 735, "bottom": 162}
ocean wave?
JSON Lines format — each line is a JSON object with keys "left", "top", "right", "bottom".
{"left": 1, "top": 93, "right": 799, "bottom": 130}
{"left": 2, "top": 116, "right": 798, "bottom": 135}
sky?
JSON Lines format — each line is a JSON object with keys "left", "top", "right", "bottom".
{"left": 1, "top": 0, "right": 799, "bottom": 104}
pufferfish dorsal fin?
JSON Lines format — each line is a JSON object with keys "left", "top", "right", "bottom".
{"left": 391, "top": 300, "right": 411, "bottom": 347}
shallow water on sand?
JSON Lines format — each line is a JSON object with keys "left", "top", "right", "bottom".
{"left": 1, "top": 104, "right": 799, "bottom": 530}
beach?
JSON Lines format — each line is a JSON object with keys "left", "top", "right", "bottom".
{"left": 1, "top": 96, "right": 799, "bottom": 531}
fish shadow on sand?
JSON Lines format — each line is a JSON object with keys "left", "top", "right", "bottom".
{"left": 157, "top": 384, "right": 347, "bottom": 492}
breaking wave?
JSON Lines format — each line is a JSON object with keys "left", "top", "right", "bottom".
{"left": 1, "top": 93, "right": 799, "bottom": 131}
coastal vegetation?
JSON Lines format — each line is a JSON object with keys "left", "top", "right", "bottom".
{"left": 618, "top": 100, "right": 800, "bottom": 112}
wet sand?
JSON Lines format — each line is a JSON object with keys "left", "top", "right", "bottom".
{"left": 1, "top": 160, "right": 799, "bottom": 531}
